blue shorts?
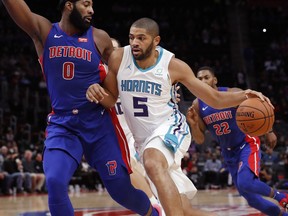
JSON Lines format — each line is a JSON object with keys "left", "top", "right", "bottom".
{"left": 44, "top": 105, "right": 131, "bottom": 180}
{"left": 222, "top": 136, "right": 261, "bottom": 179}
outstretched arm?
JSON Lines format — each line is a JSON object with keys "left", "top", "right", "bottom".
{"left": 169, "top": 58, "right": 273, "bottom": 110}
{"left": 2, "top": 0, "right": 52, "bottom": 55}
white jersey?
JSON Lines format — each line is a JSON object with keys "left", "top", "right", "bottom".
{"left": 117, "top": 46, "right": 190, "bottom": 155}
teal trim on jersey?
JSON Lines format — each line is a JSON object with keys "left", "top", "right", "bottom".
{"left": 132, "top": 46, "right": 164, "bottom": 72}
{"left": 164, "top": 134, "right": 179, "bottom": 153}
{"left": 180, "top": 123, "right": 190, "bottom": 145}
{"left": 134, "top": 152, "right": 140, "bottom": 162}
{"left": 163, "top": 110, "right": 190, "bottom": 153}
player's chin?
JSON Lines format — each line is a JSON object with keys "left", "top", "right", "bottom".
{"left": 84, "top": 21, "right": 92, "bottom": 27}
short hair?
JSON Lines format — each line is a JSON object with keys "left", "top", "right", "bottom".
{"left": 197, "top": 66, "right": 215, "bottom": 76}
{"left": 58, "top": 0, "right": 79, "bottom": 12}
{"left": 131, "top": 17, "right": 159, "bottom": 37}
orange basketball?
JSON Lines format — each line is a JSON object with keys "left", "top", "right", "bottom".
{"left": 236, "top": 98, "right": 274, "bottom": 137}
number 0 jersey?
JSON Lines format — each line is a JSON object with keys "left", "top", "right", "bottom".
{"left": 117, "top": 46, "right": 190, "bottom": 153}
{"left": 40, "top": 23, "right": 105, "bottom": 112}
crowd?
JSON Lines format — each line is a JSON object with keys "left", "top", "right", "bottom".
{"left": 0, "top": 0, "right": 288, "bottom": 198}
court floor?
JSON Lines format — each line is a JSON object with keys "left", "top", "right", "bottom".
{"left": 0, "top": 188, "right": 281, "bottom": 216}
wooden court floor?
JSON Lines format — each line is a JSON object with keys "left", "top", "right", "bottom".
{"left": 0, "top": 188, "right": 280, "bottom": 216}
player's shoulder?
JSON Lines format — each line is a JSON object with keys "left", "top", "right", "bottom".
{"left": 92, "top": 27, "right": 113, "bottom": 63}
{"left": 111, "top": 47, "right": 124, "bottom": 60}
{"left": 92, "top": 27, "right": 111, "bottom": 44}
{"left": 169, "top": 56, "right": 194, "bottom": 84}
{"left": 92, "top": 27, "right": 109, "bottom": 36}
{"left": 108, "top": 47, "right": 124, "bottom": 72}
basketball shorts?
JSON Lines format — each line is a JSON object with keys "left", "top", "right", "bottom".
{"left": 143, "top": 136, "right": 197, "bottom": 200}
{"left": 44, "top": 106, "right": 131, "bottom": 180}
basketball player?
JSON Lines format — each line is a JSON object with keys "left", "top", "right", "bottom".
{"left": 110, "top": 38, "right": 164, "bottom": 209}
{"left": 186, "top": 66, "right": 288, "bottom": 216}
{"left": 86, "top": 17, "right": 271, "bottom": 215}
{"left": 1, "top": 1, "right": 161, "bottom": 215}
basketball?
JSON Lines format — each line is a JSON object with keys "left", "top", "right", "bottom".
{"left": 236, "top": 98, "right": 274, "bottom": 137}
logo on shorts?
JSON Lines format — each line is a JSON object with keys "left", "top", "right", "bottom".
{"left": 106, "top": 160, "right": 117, "bottom": 175}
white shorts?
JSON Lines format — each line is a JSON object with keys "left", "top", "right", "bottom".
{"left": 142, "top": 136, "right": 197, "bottom": 200}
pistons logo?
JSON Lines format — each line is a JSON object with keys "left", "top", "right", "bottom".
{"left": 106, "top": 160, "right": 117, "bottom": 175}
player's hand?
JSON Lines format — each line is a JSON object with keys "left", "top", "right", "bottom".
{"left": 86, "top": 83, "right": 109, "bottom": 104}
{"left": 244, "top": 89, "right": 274, "bottom": 109}
{"left": 265, "top": 131, "right": 277, "bottom": 149}
{"left": 186, "top": 105, "right": 199, "bottom": 126}
{"left": 172, "top": 85, "right": 181, "bottom": 103}
{"left": 175, "top": 85, "right": 181, "bottom": 103}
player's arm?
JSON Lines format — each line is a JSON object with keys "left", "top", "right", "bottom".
{"left": 169, "top": 58, "right": 273, "bottom": 109}
{"left": 186, "top": 99, "right": 206, "bottom": 144}
{"left": 2, "top": 0, "right": 51, "bottom": 55}
{"left": 93, "top": 28, "right": 114, "bottom": 64}
{"left": 102, "top": 48, "right": 123, "bottom": 100}
{"left": 86, "top": 48, "right": 123, "bottom": 108}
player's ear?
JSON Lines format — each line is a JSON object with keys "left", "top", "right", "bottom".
{"left": 66, "top": 1, "right": 73, "bottom": 10}
{"left": 214, "top": 76, "right": 218, "bottom": 85}
{"left": 154, "top": 36, "right": 161, "bottom": 46}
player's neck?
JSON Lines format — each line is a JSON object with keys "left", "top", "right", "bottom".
{"left": 59, "top": 19, "right": 81, "bottom": 36}
{"left": 136, "top": 50, "right": 159, "bottom": 69}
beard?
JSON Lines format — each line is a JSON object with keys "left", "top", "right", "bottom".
{"left": 69, "top": 5, "right": 91, "bottom": 33}
{"left": 133, "top": 41, "right": 154, "bottom": 61}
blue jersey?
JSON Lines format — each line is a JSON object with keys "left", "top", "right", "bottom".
{"left": 198, "top": 87, "right": 250, "bottom": 150}
{"left": 198, "top": 87, "right": 261, "bottom": 176}
{"left": 39, "top": 23, "right": 131, "bottom": 177}
{"left": 40, "top": 23, "right": 106, "bottom": 112}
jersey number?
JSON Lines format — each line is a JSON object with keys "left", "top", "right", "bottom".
{"left": 213, "top": 122, "right": 231, "bottom": 135}
{"left": 133, "top": 97, "right": 148, "bottom": 117}
{"left": 62, "top": 62, "right": 75, "bottom": 80}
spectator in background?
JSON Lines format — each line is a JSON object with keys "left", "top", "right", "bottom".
{"left": 0, "top": 146, "right": 10, "bottom": 195}
{"left": 261, "top": 146, "right": 280, "bottom": 167}
{"left": 33, "top": 152, "right": 47, "bottom": 193}
{"left": 3, "top": 148, "right": 25, "bottom": 194}
{"left": 71, "top": 156, "right": 104, "bottom": 192}
{"left": 203, "top": 153, "right": 222, "bottom": 189}
{"left": 260, "top": 163, "right": 278, "bottom": 188}
{"left": 22, "top": 150, "right": 45, "bottom": 193}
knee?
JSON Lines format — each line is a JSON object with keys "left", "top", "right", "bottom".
{"left": 45, "top": 175, "right": 67, "bottom": 191}
{"left": 143, "top": 158, "right": 163, "bottom": 179}
{"left": 104, "top": 177, "right": 132, "bottom": 202}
